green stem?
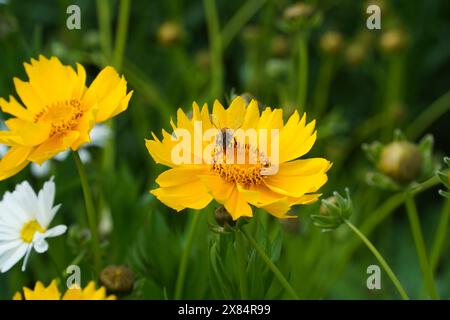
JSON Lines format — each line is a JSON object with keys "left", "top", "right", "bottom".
{"left": 344, "top": 220, "right": 409, "bottom": 300}
{"left": 112, "top": 0, "right": 131, "bottom": 71}
{"left": 382, "top": 55, "right": 404, "bottom": 140}
{"left": 326, "top": 176, "right": 440, "bottom": 295}
{"left": 430, "top": 198, "right": 450, "bottom": 272}
{"left": 297, "top": 32, "right": 309, "bottom": 112}
{"left": 241, "top": 228, "right": 299, "bottom": 299}
{"left": 405, "top": 192, "right": 439, "bottom": 299}
{"left": 72, "top": 151, "right": 102, "bottom": 275}
{"left": 313, "top": 54, "right": 335, "bottom": 117}
{"left": 174, "top": 212, "right": 201, "bottom": 299}
{"left": 235, "top": 231, "right": 249, "bottom": 299}
{"left": 406, "top": 90, "right": 450, "bottom": 140}
{"left": 203, "top": 0, "right": 223, "bottom": 99}
{"left": 221, "top": 0, "right": 267, "bottom": 49}
{"left": 96, "top": 0, "right": 112, "bottom": 60}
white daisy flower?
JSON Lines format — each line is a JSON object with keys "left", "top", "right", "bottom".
{"left": 0, "top": 177, "right": 67, "bottom": 273}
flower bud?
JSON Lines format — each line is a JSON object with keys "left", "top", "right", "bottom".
{"left": 271, "top": 35, "right": 289, "bottom": 57}
{"left": 311, "top": 189, "right": 352, "bottom": 231}
{"left": 345, "top": 42, "right": 366, "bottom": 66}
{"left": 378, "top": 141, "right": 422, "bottom": 183}
{"left": 157, "top": 21, "right": 183, "bottom": 46}
{"left": 100, "top": 265, "right": 134, "bottom": 295}
{"left": 320, "top": 31, "right": 343, "bottom": 54}
{"left": 214, "top": 205, "right": 235, "bottom": 227}
{"left": 241, "top": 25, "right": 261, "bottom": 43}
{"left": 380, "top": 29, "right": 407, "bottom": 54}
{"left": 438, "top": 157, "right": 450, "bottom": 199}
{"left": 283, "top": 2, "right": 315, "bottom": 21}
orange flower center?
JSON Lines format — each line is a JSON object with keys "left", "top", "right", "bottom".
{"left": 34, "top": 99, "right": 83, "bottom": 136}
{"left": 211, "top": 140, "right": 270, "bottom": 188}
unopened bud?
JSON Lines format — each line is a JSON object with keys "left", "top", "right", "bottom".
{"left": 100, "top": 265, "right": 134, "bottom": 294}
{"left": 320, "top": 31, "right": 343, "bottom": 54}
{"left": 283, "top": 2, "right": 314, "bottom": 21}
{"left": 214, "top": 205, "right": 235, "bottom": 227}
{"left": 157, "top": 21, "right": 183, "bottom": 46}
{"left": 380, "top": 29, "right": 406, "bottom": 54}
{"left": 378, "top": 141, "right": 422, "bottom": 183}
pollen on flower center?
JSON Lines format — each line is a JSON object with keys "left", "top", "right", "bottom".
{"left": 34, "top": 99, "right": 83, "bottom": 136}
{"left": 20, "top": 220, "right": 45, "bottom": 243}
{"left": 211, "top": 142, "right": 270, "bottom": 188}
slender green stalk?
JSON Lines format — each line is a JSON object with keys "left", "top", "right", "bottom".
{"left": 382, "top": 55, "right": 404, "bottom": 140}
{"left": 313, "top": 55, "right": 335, "bottom": 117}
{"left": 72, "top": 152, "right": 102, "bottom": 274}
{"left": 235, "top": 231, "right": 249, "bottom": 299}
{"left": 430, "top": 198, "right": 450, "bottom": 272}
{"left": 96, "top": 0, "right": 112, "bottom": 60}
{"left": 174, "top": 212, "right": 202, "bottom": 299}
{"left": 344, "top": 220, "right": 409, "bottom": 300}
{"left": 241, "top": 229, "right": 299, "bottom": 299}
{"left": 405, "top": 192, "right": 439, "bottom": 299}
{"left": 406, "top": 90, "right": 450, "bottom": 140}
{"left": 203, "top": 0, "right": 223, "bottom": 99}
{"left": 221, "top": 0, "right": 267, "bottom": 49}
{"left": 112, "top": 0, "right": 131, "bottom": 71}
{"left": 297, "top": 32, "right": 309, "bottom": 112}
{"left": 326, "top": 176, "right": 440, "bottom": 295}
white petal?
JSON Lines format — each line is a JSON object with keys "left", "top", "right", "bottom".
{"left": 0, "top": 239, "right": 22, "bottom": 255}
{"left": 21, "top": 244, "right": 33, "bottom": 271}
{"left": 79, "top": 149, "right": 92, "bottom": 163}
{"left": 0, "top": 243, "right": 27, "bottom": 273}
{"left": 37, "top": 177, "right": 56, "bottom": 227}
{"left": 44, "top": 225, "right": 67, "bottom": 238}
{"left": 12, "top": 181, "right": 39, "bottom": 218}
{"left": 0, "top": 144, "right": 8, "bottom": 158}
{"left": 89, "top": 124, "right": 111, "bottom": 147}
{"left": 32, "top": 238, "right": 48, "bottom": 254}
{"left": 54, "top": 150, "right": 70, "bottom": 161}
{"left": 0, "top": 229, "right": 19, "bottom": 241}
{"left": 30, "top": 161, "right": 51, "bottom": 178}
{"left": 1, "top": 193, "right": 31, "bottom": 225}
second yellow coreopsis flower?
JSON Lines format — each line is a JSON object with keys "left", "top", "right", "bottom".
{"left": 0, "top": 55, "right": 133, "bottom": 180}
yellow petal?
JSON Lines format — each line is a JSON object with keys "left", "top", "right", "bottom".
{"left": 82, "top": 66, "right": 131, "bottom": 122}
{"left": 13, "top": 77, "right": 45, "bottom": 113}
{"left": 0, "top": 96, "right": 33, "bottom": 121}
{"left": 0, "top": 146, "right": 32, "bottom": 180}
{"left": 212, "top": 99, "right": 227, "bottom": 128}
{"left": 264, "top": 158, "right": 331, "bottom": 198}
{"left": 199, "top": 174, "right": 234, "bottom": 202}
{"left": 156, "top": 165, "right": 209, "bottom": 187}
{"left": 28, "top": 131, "right": 80, "bottom": 164}
{"left": 151, "top": 177, "right": 213, "bottom": 211}
{"left": 242, "top": 99, "right": 260, "bottom": 129}
{"left": 279, "top": 113, "right": 317, "bottom": 163}
{"left": 226, "top": 96, "right": 246, "bottom": 129}
{"left": 224, "top": 186, "right": 253, "bottom": 220}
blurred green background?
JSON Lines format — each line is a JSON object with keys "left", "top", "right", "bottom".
{"left": 0, "top": 0, "right": 449, "bottom": 299}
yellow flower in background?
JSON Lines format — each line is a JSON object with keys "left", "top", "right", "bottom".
{"left": 0, "top": 55, "right": 133, "bottom": 180}
{"left": 146, "top": 96, "right": 331, "bottom": 220}
{"left": 13, "top": 280, "right": 116, "bottom": 300}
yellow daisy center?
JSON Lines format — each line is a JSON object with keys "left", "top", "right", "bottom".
{"left": 211, "top": 140, "right": 269, "bottom": 188}
{"left": 20, "top": 220, "right": 45, "bottom": 243}
{"left": 34, "top": 99, "right": 83, "bottom": 136}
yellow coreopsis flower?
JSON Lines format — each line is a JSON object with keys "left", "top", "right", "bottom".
{"left": 12, "top": 280, "right": 116, "bottom": 300}
{"left": 146, "top": 96, "right": 331, "bottom": 220}
{"left": 0, "top": 55, "right": 133, "bottom": 180}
